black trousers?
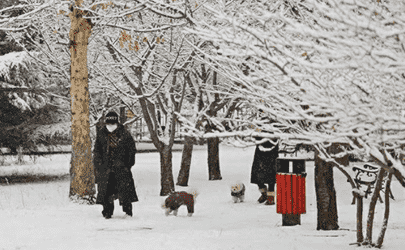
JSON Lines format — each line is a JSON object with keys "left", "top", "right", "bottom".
{"left": 103, "top": 172, "right": 132, "bottom": 214}
{"left": 102, "top": 173, "right": 118, "bottom": 215}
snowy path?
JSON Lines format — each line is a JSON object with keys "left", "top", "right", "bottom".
{"left": 1, "top": 145, "right": 404, "bottom": 249}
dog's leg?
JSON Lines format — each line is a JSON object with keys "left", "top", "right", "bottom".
{"left": 187, "top": 212, "right": 193, "bottom": 217}
{"left": 173, "top": 209, "right": 178, "bottom": 216}
{"left": 232, "top": 196, "right": 238, "bottom": 203}
{"left": 239, "top": 195, "right": 245, "bottom": 202}
{"left": 165, "top": 208, "right": 171, "bottom": 216}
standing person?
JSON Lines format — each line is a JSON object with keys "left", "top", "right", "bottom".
{"left": 251, "top": 137, "right": 279, "bottom": 205}
{"left": 93, "top": 111, "right": 138, "bottom": 219}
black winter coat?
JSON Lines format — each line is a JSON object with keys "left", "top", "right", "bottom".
{"left": 93, "top": 124, "right": 138, "bottom": 205}
{"left": 250, "top": 138, "right": 279, "bottom": 185}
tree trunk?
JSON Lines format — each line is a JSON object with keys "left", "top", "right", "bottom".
{"left": 68, "top": 0, "right": 96, "bottom": 203}
{"left": 120, "top": 105, "right": 127, "bottom": 129}
{"left": 207, "top": 137, "right": 222, "bottom": 180}
{"left": 364, "top": 168, "right": 386, "bottom": 245}
{"left": 315, "top": 155, "right": 339, "bottom": 230}
{"left": 333, "top": 157, "right": 363, "bottom": 243}
{"left": 177, "top": 136, "right": 194, "bottom": 186}
{"left": 356, "top": 195, "right": 364, "bottom": 243}
{"left": 96, "top": 119, "right": 104, "bottom": 134}
{"left": 160, "top": 145, "right": 175, "bottom": 196}
{"left": 376, "top": 172, "right": 393, "bottom": 248}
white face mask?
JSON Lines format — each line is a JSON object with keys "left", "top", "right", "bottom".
{"left": 106, "top": 124, "right": 118, "bottom": 132}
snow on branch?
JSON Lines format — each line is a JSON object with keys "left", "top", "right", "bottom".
{"left": 178, "top": 0, "right": 405, "bottom": 174}
{"left": 0, "top": 2, "right": 53, "bottom": 26}
{"left": 103, "top": 22, "right": 188, "bottom": 33}
{"left": 352, "top": 188, "right": 366, "bottom": 198}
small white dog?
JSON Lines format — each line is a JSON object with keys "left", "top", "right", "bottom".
{"left": 231, "top": 183, "right": 245, "bottom": 203}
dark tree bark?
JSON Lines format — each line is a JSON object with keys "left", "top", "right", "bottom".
{"left": 176, "top": 73, "right": 203, "bottom": 186}
{"left": 314, "top": 144, "right": 349, "bottom": 230}
{"left": 376, "top": 172, "right": 393, "bottom": 248}
{"left": 120, "top": 106, "right": 127, "bottom": 128}
{"left": 314, "top": 155, "right": 339, "bottom": 230}
{"left": 364, "top": 168, "right": 386, "bottom": 245}
{"left": 334, "top": 161, "right": 363, "bottom": 243}
{"left": 160, "top": 145, "right": 175, "bottom": 196}
{"left": 93, "top": 96, "right": 110, "bottom": 135}
{"left": 356, "top": 195, "right": 364, "bottom": 243}
{"left": 177, "top": 136, "right": 194, "bottom": 186}
{"left": 208, "top": 136, "right": 222, "bottom": 180}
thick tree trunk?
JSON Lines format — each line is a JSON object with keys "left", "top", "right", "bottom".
{"left": 315, "top": 156, "right": 339, "bottom": 230}
{"left": 177, "top": 136, "right": 194, "bottom": 186}
{"left": 68, "top": 0, "right": 96, "bottom": 203}
{"left": 160, "top": 145, "right": 175, "bottom": 196}
{"left": 364, "top": 168, "right": 386, "bottom": 245}
{"left": 207, "top": 137, "right": 222, "bottom": 180}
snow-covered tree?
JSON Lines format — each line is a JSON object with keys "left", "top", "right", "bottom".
{"left": 183, "top": 0, "right": 405, "bottom": 246}
{"left": 176, "top": 57, "right": 243, "bottom": 185}
{"left": 0, "top": 0, "right": 203, "bottom": 196}
{"left": 85, "top": 1, "right": 199, "bottom": 195}
{"left": 0, "top": 0, "right": 70, "bottom": 156}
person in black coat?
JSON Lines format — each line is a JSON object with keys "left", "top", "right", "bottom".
{"left": 251, "top": 136, "right": 279, "bottom": 205}
{"left": 93, "top": 111, "right": 138, "bottom": 219}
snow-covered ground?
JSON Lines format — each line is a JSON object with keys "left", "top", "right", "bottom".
{"left": 1, "top": 144, "right": 405, "bottom": 250}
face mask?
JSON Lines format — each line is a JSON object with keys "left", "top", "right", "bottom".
{"left": 106, "top": 124, "right": 118, "bottom": 132}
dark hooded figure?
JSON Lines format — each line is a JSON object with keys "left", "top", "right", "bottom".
{"left": 250, "top": 137, "right": 279, "bottom": 205}
{"left": 93, "top": 111, "right": 138, "bottom": 219}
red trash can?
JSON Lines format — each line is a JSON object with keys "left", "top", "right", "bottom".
{"left": 276, "top": 173, "right": 306, "bottom": 215}
{"left": 276, "top": 158, "right": 306, "bottom": 226}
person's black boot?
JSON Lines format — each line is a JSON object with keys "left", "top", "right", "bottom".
{"left": 258, "top": 188, "right": 268, "bottom": 203}
{"left": 102, "top": 202, "right": 114, "bottom": 219}
{"left": 102, "top": 207, "right": 112, "bottom": 219}
{"left": 123, "top": 203, "right": 133, "bottom": 217}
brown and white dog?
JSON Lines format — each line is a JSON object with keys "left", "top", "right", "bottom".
{"left": 231, "top": 183, "right": 245, "bottom": 203}
{"left": 162, "top": 190, "right": 199, "bottom": 217}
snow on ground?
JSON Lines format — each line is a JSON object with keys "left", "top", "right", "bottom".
{"left": 1, "top": 144, "right": 405, "bottom": 250}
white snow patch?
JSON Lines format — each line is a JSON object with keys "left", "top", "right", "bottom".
{"left": 0, "top": 145, "right": 405, "bottom": 249}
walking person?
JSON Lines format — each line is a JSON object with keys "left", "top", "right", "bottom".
{"left": 251, "top": 136, "right": 279, "bottom": 205}
{"left": 93, "top": 111, "right": 138, "bottom": 219}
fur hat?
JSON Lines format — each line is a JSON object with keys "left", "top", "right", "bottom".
{"left": 105, "top": 111, "right": 119, "bottom": 124}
